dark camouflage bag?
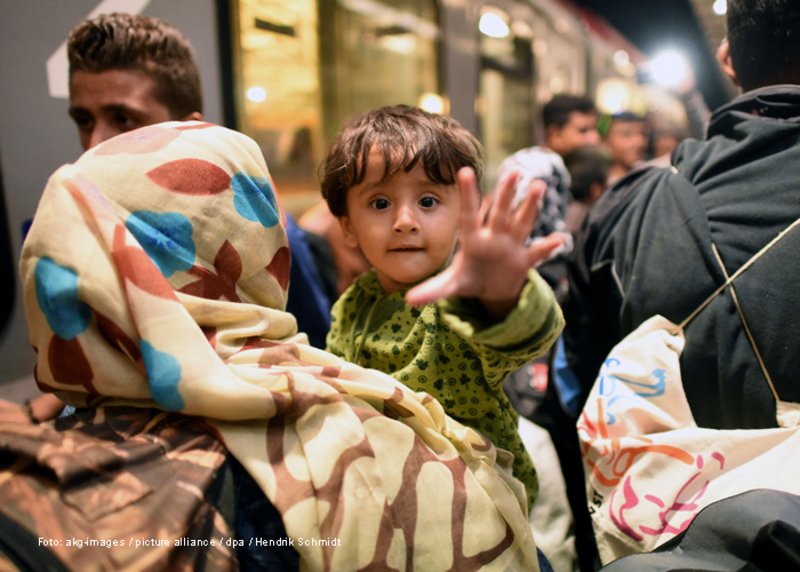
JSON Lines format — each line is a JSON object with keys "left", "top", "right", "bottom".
{"left": 0, "top": 402, "right": 237, "bottom": 571}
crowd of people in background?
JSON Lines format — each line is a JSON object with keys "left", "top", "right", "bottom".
{"left": 3, "top": 0, "right": 800, "bottom": 570}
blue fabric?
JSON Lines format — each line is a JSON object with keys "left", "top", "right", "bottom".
{"left": 231, "top": 457, "right": 299, "bottom": 570}
{"left": 284, "top": 214, "right": 332, "bottom": 348}
{"left": 537, "top": 547, "right": 555, "bottom": 572}
{"left": 552, "top": 335, "right": 582, "bottom": 417}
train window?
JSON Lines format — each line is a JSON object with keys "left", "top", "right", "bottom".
{"left": 477, "top": 6, "right": 536, "bottom": 186}
{"left": 229, "top": 0, "right": 441, "bottom": 216}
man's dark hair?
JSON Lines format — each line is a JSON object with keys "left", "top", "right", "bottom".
{"left": 564, "top": 145, "right": 610, "bottom": 202}
{"left": 600, "top": 111, "right": 646, "bottom": 139}
{"left": 542, "top": 94, "right": 598, "bottom": 128}
{"left": 320, "top": 105, "right": 483, "bottom": 217}
{"left": 67, "top": 12, "right": 203, "bottom": 118}
{"left": 727, "top": 0, "right": 800, "bottom": 90}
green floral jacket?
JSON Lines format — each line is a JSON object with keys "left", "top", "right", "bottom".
{"left": 326, "top": 268, "right": 564, "bottom": 507}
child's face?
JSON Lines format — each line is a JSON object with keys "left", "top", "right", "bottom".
{"left": 339, "top": 148, "right": 462, "bottom": 294}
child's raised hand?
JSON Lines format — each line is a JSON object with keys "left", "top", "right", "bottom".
{"left": 405, "top": 167, "right": 565, "bottom": 319}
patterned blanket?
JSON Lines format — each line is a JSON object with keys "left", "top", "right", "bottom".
{"left": 17, "top": 122, "right": 538, "bottom": 570}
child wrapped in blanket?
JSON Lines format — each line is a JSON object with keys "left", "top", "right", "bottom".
{"left": 322, "top": 105, "right": 566, "bottom": 510}
{"left": 17, "top": 120, "right": 548, "bottom": 570}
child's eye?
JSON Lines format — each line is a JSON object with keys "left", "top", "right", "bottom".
{"left": 370, "top": 198, "right": 390, "bottom": 210}
{"left": 419, "top": 196, "right": 438, "bottom": 208}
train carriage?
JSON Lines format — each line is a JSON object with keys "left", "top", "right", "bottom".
{"left": 0, "top": 0, "right": 654, "bottom": 389}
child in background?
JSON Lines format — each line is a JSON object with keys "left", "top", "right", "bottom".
{"left": 563, "top": 144, "right": 611, "bottom": 237}
{"left": 321, "top": 105, "right": 565, "bottom": 508}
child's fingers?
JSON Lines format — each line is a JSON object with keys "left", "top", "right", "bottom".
{"left": 404, "top": 267, "right": 458, "bottom": 307}
{"left": 456, "top": 167, "right": 481, "bottom": 237}
{"left": 525, "top": 232, "right": 568, "bottom": 267}
{"left": 511, "top": 179, "right": 546, "bottom": 243}
{"left": 479, "top": 193, "right": 494, "bottom": 224}
{"left": 486, "top": 170, "right": 519, "bottom": 230}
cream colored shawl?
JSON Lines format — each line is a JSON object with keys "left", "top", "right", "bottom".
{"left": 21, "top": 122, "right": 538, "bottom": 571}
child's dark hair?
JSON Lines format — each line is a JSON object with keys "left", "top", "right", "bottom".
{"left": 320, "top": 105, "right": 483, "bottom": 216}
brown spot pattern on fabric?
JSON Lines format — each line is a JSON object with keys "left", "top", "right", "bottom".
{"left": 180, "top": 240, "right": 242, "bottom": 302}
{"left": 95, "top": 310, "right": 140, "bottom": 362}
{"left": 112, "top": 225, "right": 177, "bottom": 300}
{"left": 252, "top": 343, "right": 300, "bottom": 364}
{"left": 386, "top": 388, "right": 416, "bottom": 418}
{"left": 48, "top": 336, "right": 97, "bottom": 394}
{"left": 265, "top": 377, "right": 520, "bottom": 571}
{"left": 319, "top": 366, "right": 341, "bottom": 378}
{"left": 203, "top": 326, "right": 218, "bottom": 348}
{"left": 266, "top": 246, "right": 291, "bottom": 291}
{"left": 147, "top": 159, "right": 231, "bottom": 195}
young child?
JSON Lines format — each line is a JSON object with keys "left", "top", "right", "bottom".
{"left": 321, "top": 105, "right": 565, "bottom": 508}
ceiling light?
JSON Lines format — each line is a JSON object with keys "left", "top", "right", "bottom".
{"left": 246, "top": 86, "right": 267, "bottom": 103}
{"left": 479, "top": 11, "right": 510, "bottom": 39}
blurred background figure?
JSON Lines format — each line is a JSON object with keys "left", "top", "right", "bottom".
{"left": 600, "top": 111, "right": 648, "bottom": 186}
{"left": 565, "top": 0, "right": 800, "bottom": 563}
{"left": 67, "top": 13, "right": 203, "bottom": 150}
{"left": 499, "top": 94, "right": 602, "bottom": 572}
{"left": 497, "top": 93, "right": 600, "bottom": 300}
{"left": 26, "top": 12, "right": 336, "bottom": 424}
{"left": 648, "top": 122, "right": 686, "bottom": 160}
{"left": 539, "top": 94, "right": 603, "bottom": 159}
{"left": 563, "top": 145, "right": 611, "bottom": 237}
{"left": 67, "top": 12, "right": 333, "bottom": 350}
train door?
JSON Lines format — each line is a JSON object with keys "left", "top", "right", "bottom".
{"left": 225, "top": 0, "right": 443, "bottom": 216}
{"left": 476, "top": 2, "right": 537, "bottom": 187}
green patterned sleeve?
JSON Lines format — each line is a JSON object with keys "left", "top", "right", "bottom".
{"left": 437, "top": 268, "right": 564, "bottom": 386}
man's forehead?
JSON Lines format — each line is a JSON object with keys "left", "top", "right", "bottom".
{"left": 566, "top": 111, "right": 599, "bottom": 128}
{"left": 607, "top": 119, "right": 646, "bottom": 134}
{"left": 69, "top": 69, "right": 156, "bottom": 98}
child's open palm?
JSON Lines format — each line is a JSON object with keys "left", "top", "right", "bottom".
{"left": 405, "top": 167, "right": 565, "bottom": 319}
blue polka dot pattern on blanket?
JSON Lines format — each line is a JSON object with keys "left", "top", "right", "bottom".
{"left": 34, "top": 257, "right": 91, "bottom": 340}
{"left": 231, "top": 172, "right": 279, "bottom": 228}
{"left": 126, "top": 210, "right": 196, "bottom": 277}
{"left": 140, "top": 339, "right": 185, "bottom": 411}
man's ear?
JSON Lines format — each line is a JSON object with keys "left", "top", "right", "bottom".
{"left": 182, "top": 111, "right": 203, "bottom": 121}
{"left": 337, "top": 215, "right": 359, "bottom": 249}
{"left": 717, "top": 39, "right": 739, "bottom": 86}
{"left": 546, "top": 124, "right": 561, "bottom": 147}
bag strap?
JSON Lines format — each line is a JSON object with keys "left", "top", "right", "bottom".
{"left": 673, "top": 216, "right": 800, "bottom": 403}
{"left": 676, "top": 216, "right": 800, "bottom": 331}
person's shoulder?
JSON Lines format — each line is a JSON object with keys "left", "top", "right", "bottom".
{"left": 502, "top": 145, "right": 558, "bottom": 160}
{"left": 580, "top": 163, "right": 672, "bottom": 252}
{"left": 591, "top": 165, "right": 660, "bottom": 217}
{"left": 499, "top": 146, "right": 562, "bottom": 173}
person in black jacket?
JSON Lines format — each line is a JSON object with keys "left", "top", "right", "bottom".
{"left": 564, "top": 0, "right": 800, "bottom": 427}
{"left": 556, "top": 1, "right": 800, "bottom": 567}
